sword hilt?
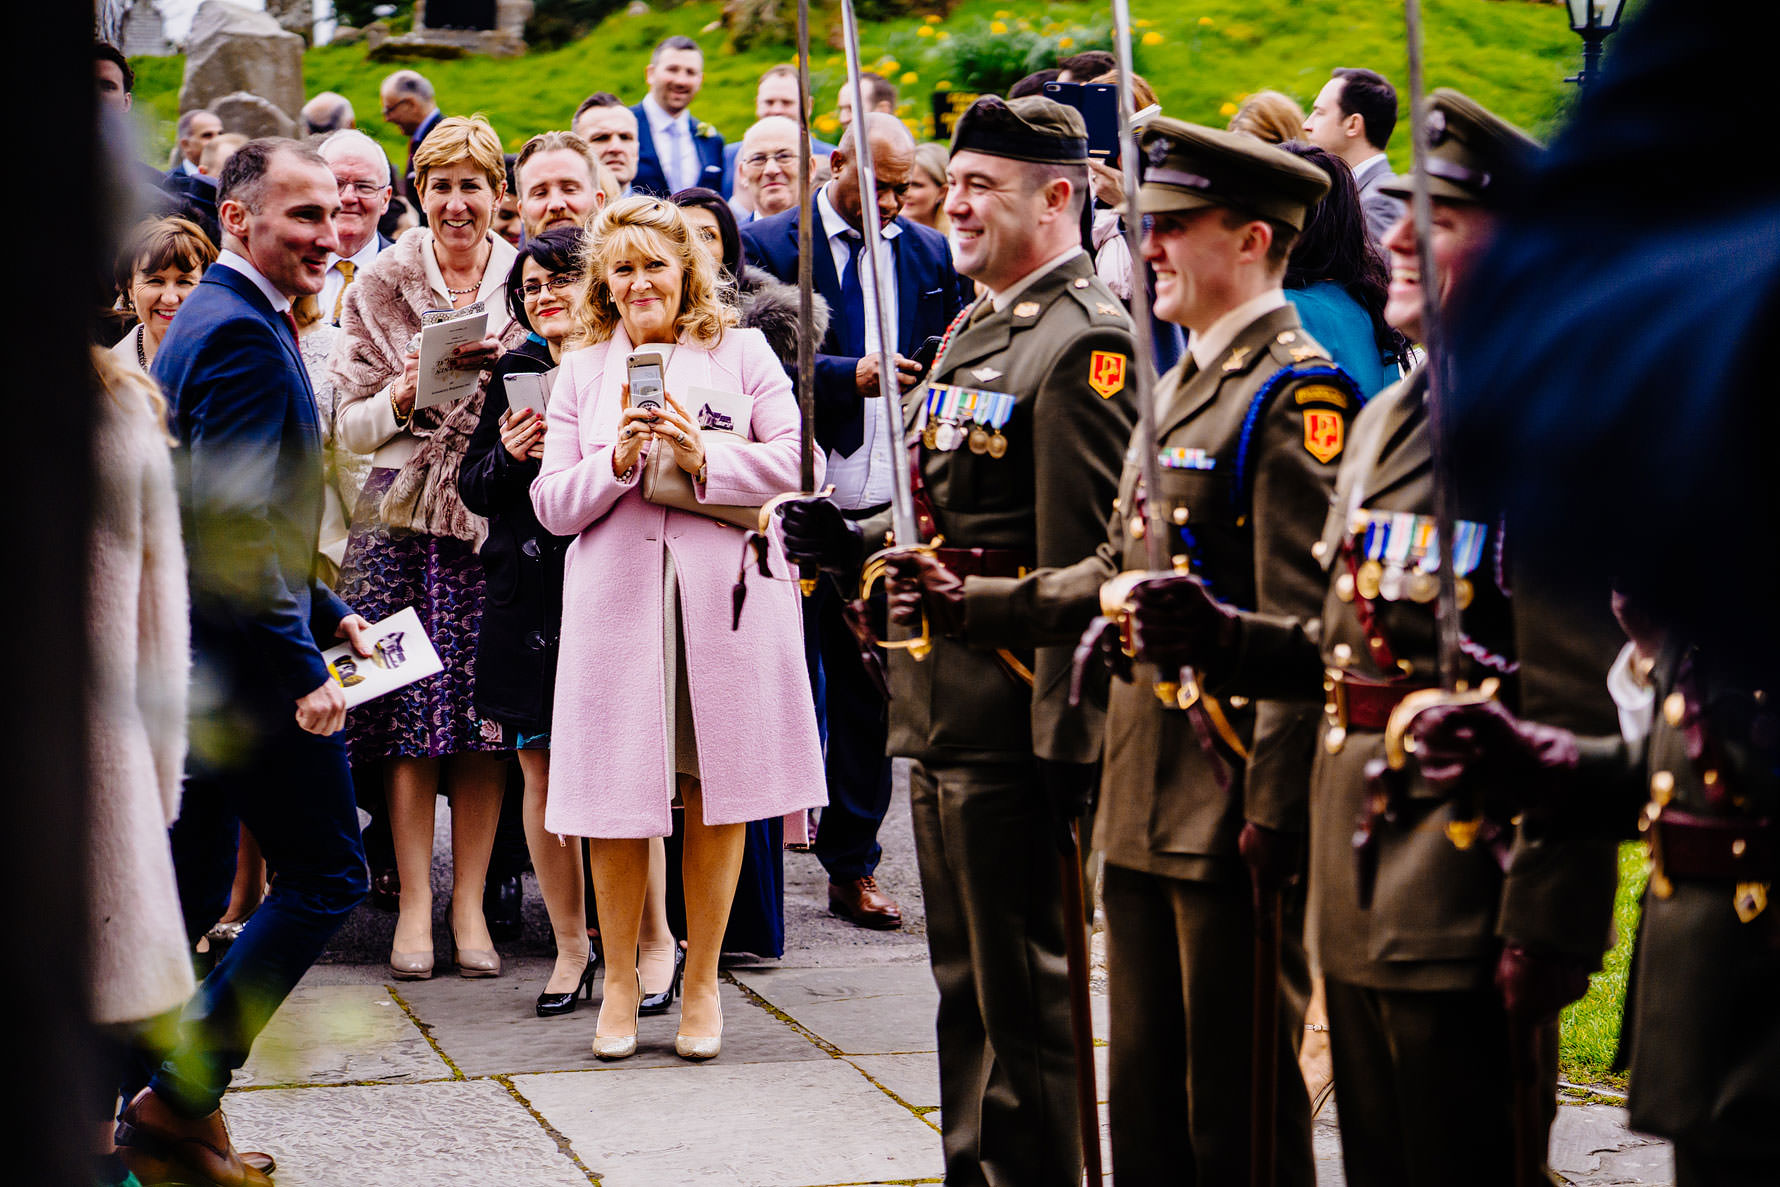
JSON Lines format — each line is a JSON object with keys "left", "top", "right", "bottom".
{"left": 860, "top": 537, "right": 945, "bottom": 662}
{"left": 1381, "top": 676, "right": 1502, "bottom": 849}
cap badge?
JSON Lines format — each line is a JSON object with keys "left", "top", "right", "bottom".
{"left": 1014, "top": 301, "right": 1042, "bottom": 318}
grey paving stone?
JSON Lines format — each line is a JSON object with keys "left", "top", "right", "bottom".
{"left": 847, "top": 1053, "right": 939, "bottom": 1110}
{"left": 232, "top": 983, "right": 450, "bottom": 1088}
{"left": 1551, "top": 1104, "right": 1674, "bottom": 1186}
{"left": 731, "top": 963, "right": 941, "bottom": 1055}
{"left": 221, "top": 1080, "right": 591, "bottom": 1186}
{"left": 516, "top": 1058, "right": 945, "bottom": 1185}
{"left": 400, "top": 968, "right": 820, "bottom": 1075}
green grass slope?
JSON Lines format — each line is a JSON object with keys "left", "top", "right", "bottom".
{"left": 129, "top": 0, "right": 1604, "bottom": 170}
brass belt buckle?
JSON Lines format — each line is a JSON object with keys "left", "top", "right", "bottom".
{"left": 1323, "top": 668, "right": 1349, "bottom": 754}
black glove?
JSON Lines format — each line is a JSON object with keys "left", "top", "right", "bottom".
{"left": 1237, "top": 820, "right": 1304, "bottom": 907}
{"left": 1495, "top": 943, "right": 1590, "bottom": 1023}
{"left": 1126, "top": 574, "right": 1241, "bottom": 676}
{"left": 1037, "top": 759, "right": 1099, "bottom": 856}
{"left": 1069, "top": 615, "right": 1135, "bottom": 707}
{"left": 780, "top": 496, "right": 862, "bottom": 576}
{"left": 1411, "top": 700, "right": 1580, "bottom": 815}
{"left": 882, "top": 551, "right": 967, "bottom": 637}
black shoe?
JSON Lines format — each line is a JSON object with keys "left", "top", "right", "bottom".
{"left": 369, "top": 867, "right": 400, "bottom": 913}
{"left": 637, "top": 943, "right": 686, "bottom": 1016}
{"left": 484, "top": 873, "right": 524, "bottom": 942}
{"left": 535, "top": 953, "right": 599, "bottom": 1018}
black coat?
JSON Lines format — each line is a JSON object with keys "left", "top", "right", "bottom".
{"left": 457, "top": 336, "right": 569, "bottom": 732}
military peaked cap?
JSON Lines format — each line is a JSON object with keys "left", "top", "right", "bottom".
{"left": 1379, "top": 88, "right": 1542, "bottom": 206}
{"left": 950, "top": 95, "right": 1089, "bottom": 165}
{"left": 1128, "top": 117, "right": 1330, "bottom": 230}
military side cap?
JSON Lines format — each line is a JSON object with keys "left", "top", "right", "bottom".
{"left": 1379, "top": 88, "right": 1542, "bottom": 205}
{"left": 1130, "top": 117, "right": 1330, "bottom": 230}
{"left": 950, "top": 95, "right": 1088, "bottom": 165}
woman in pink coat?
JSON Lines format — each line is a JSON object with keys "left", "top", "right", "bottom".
{"left": 533, "top": 196, "right": 824, "bottom": 1062}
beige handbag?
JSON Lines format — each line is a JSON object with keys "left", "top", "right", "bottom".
{"left": 642, "top": 442, "right": 759, "bottom": 530}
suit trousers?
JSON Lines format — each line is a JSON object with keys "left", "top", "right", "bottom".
{"left": 1101, "top": 862, "right": 1315, "bottom": 1186}
{"left": 151, "top": 702, "right": 368, "bottom": 1117}
{"left": 1323, "top": 977, "right": 1558, "bottom": 1187}
{"left": 908, "top": 759, "right": 1081, "bottom": 1187}
{"left": 808, "top": 584, "right": 893, "bottom": 881}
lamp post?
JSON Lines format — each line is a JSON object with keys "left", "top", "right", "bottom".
{"left": 1566, "top": 0, "right": 1627, "bottom": 87}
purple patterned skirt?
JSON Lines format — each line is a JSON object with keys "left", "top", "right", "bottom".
{"left": 337, "top": 468, "right": 507, "bottom": 761}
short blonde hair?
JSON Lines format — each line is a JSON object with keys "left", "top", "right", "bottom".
{"left": 575, "top": 195, "right": 736, "bottom": 349}
{"left": 412, "top": 114, "right": 506, "bottom": 197}
{"left": 1228, "top": 90, "right": 1307, "bottom": 145}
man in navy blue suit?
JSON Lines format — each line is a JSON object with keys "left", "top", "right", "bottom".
{"left": 119, "top": 139, "right": 374, "bottom": 1187}
{"left": 631, "top": 35, "right": 728, "bottom": 197}
{"left": 741, "top": 114, "right": 967, "bottom": 929}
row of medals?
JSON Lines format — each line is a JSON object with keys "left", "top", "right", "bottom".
{"left": 1333, "top": 512, "right": 1488, "bottom": 609}
{"left": 923, "top": 417, "right": 1009, "bottom": 458}
{"left": 1336, "top": 560, "right": 1475, "bottom": 608}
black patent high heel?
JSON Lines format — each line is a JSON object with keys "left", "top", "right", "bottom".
{"left": 637, "top": 942, "right": 686, "bottom": 1017}
{"left": 535, "top": 952, "right": 599, "bottom": 1018}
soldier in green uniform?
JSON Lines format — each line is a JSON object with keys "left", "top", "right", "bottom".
{"left": 783, "top": 95, "right": 1137, "bottom": 1185}
{"left": 1122, "top": 91, "right": 1624, "bottom": 1185}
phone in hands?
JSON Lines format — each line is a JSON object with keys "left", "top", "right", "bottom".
{"left": 1043, "top": 82, "right": 1119, "bottom": 159}
{"left": 627, "top": 351, "right": 666, "bottom": 411}
{"left": 909, "top": 334, "right": 944, "bottom": 377}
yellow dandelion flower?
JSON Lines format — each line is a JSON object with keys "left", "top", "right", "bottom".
{"left": 1135, "top": 18, "right": 1152, "bottom": 27}
{"left": 815, "top": 114, "right": 841, "bottom": 134}
{"left": 1057, "top": 35, "right": 1074, "bottom": 48}
{"left": 924, "top": 13, "right": 941, "bottom": 22}
{"left": 994, "top": 9, "right": 1011, "bottom": 17}
{"left": 989, "top": 20, "right": 1007, "bottom": 33}
{"left": 1219, "top": 101, "right": 1238, "bottom": 117}
{"left": 916, "top": 24, "right": 934, "bottom": 37}
{"left": 880, "top": 58, "right": 899, "bottom": 72}
{"left": 901, "top": 71, "right": 919, "bottom": 85}
{"left": 1142, "top": 30, "right": 1164, "bottom": 45}
{"left": 937, "top": 30, "right": 951, "bottom": 41}
{"left": 934, "top": 79, "right": 951, "bottom": 91}
{"left": 1198, "top": 16, "right": 1214, "bottom": 26}
{"left": 1016, "top": 19, "right": 1031, "bottom": 29}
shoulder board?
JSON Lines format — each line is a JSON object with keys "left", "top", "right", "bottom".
{"left": 1231, "top": 362, "right": 1362, "bottom": 512}
{"left": 1267, "top": 326, "right": 1332, "bottom": 369}
{"left": 1063, "top": 273, "right": 1134, "bottom": 327}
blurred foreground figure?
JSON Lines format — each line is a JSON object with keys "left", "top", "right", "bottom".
{"left": 1436, "top": 2, "right": 1780, "bottom": 1182}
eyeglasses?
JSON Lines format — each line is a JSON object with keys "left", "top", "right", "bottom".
{"left": 742, "top": 150, "right": 798, "bottom": 170}
{"left": 338, "top": 181, "right": 388, "bottom": 198}
{"left": 521, "top": 271, "right": 585, "bottom": 299}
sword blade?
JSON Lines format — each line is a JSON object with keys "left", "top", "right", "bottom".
{"left": 796, "top": 0, "right": 815, "bottom": 495}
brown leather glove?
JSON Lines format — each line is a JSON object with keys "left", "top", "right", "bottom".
{"left": 883, "top": 551, "right": 966, "bottom": 637}
{"left": 1495, "top": 943, "right": 1591, "bottom": 1023}
{"left": 1411, "top": 700, "right": 1581, "bottom": 815}
{"left": 1125, "top": 573, "right": 1241, "bottom": 677}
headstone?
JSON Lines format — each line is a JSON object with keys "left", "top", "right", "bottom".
{"left": 210, "top": 90, "right": 299, "bottom": 140}
{"left": 265, "top": 0, "right": 314, "bottom": 45}
{"left": 378, "top": 0, "right": 531, "bottom": 57}
{"left": 178, "top": 1, "right": 305, "bottom": 124}
{"left": 118, "top": 0, "right": 176, "bottom": 58}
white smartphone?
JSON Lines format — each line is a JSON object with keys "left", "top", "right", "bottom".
{"left": 627, "top": 351, "right": 666, "bottom": 411}
{"left": 503, "top": 372, "right": 550, "bottom": 418}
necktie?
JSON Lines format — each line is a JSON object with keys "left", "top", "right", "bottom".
{"left": 281, "top": 309, "right": 301, "bottom": 346}
{"left": 332, "top": 259, "right": 357, "bottom": 324}
{"left": 668, "top": 121, "right": 689, "bottom": 192}
{"left": 838, "top": 229, "right": 866, "bottom": 358}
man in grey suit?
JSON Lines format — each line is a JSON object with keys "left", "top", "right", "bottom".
{"left": 1302, "top": 67, "right": 1404, "bottom": 246}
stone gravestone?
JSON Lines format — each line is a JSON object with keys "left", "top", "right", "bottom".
{"left": 118, "top": 1, "right": 175, "bottom": 58}
{"left": 372, "top": 0, "right": 531, "bottom": 58}
{"left": 210, "top": 91, "right": 298, "bottom": 140}
{"left": 265, "top": 0, "right": 314, "bottom": 45}
{"left": 178, "top": 1, "right": 305, "bottom": 131}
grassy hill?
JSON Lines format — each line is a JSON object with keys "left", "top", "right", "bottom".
{"left": 129, "top": 0, "right": 1603, "bottom": 170}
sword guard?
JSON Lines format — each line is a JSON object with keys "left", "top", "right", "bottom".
{"left": 758, "top": 486, "right": 836, "bottom": 600}
{"left": 860, "top": 537, "right": 944, "bottom": 662}
{"left": 1382, "top": 677, "right": 1502, "bottom": 771}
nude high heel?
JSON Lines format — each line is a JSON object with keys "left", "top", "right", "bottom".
{"left": 593, "top": 972, "right": 642, "bottom": 1060}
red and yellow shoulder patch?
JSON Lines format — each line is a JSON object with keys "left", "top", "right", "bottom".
{"left": 1302, "top": 408, "right": 1344, "bottom": 464}
{"left": 1088, "top": 350, "right": 1127, "bottom": 399}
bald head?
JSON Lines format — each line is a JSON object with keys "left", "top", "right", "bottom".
{"left": 302, "top": 91, "right": 355, "bottom": 136}
{"left": 738, "top": 116, "right": 812, "bottom": 218}
{"left": 379, "top": 69, "right": 437, "bottom": 136}
{"left": 834, "top": 111, "right": 914, "bottom": 159}
{"left": 829, "top": 113, "right": 915, "bottom": 232}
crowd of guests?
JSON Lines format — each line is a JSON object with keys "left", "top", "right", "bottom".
{"left": 88, "top": 30, "right": 1421, "bottom": 1187}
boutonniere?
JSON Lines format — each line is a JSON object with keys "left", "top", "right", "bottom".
{"left": 696, "top": 121, "right": 716, "bottom": 140}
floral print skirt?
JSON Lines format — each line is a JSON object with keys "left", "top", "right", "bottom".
{"left": 337, "top": 467, "right": 506, "bottom": 761}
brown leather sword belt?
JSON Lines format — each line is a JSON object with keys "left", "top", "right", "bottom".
{"left": 1647, "top": 808, "right": 1776, "bottom": 882}
{"left": 931, "top": 547, "right": 1031, "bottom": 580}
{"left": 1323, "top": 667, "right": 1433, "bottom": 752}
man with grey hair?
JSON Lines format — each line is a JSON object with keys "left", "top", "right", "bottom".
{"left": 166, "top": 108, "right": 222, "bottom": 183}
{"left": 302, "top": 91, "right": 356, "bottom": 137}
{"left": 630, "top": 35, "right": 726, "bottom": 196}
{"left": 379, "top": 68, "right": 441, "bottom": 204}
{"left": 731, "top": 115, "right": 816, "bottom": 222}
{"left": 317, "top": 130, "right": 392, "bottom": 324}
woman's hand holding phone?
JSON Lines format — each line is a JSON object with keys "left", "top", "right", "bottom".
{"left": 653, "top": 390, "right": 706, "bottom": 477}
{"left": 499, "top": 407, "right": 546, "bottom": 461}
{"left": 612, "top": 381, "right": 655, "bottom": 478}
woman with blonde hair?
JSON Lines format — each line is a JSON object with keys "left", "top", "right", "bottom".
{"left": 532, "top": 195, "right": 825, "bottom": 1061}
{"left": 1228, "top": 90, "right": 1308, "bottom": 145}
{"left": 904, "top": 142, "right": 950, "bottom": 236}
{"left": 329, "top": 114, "right": 520, "bottom": 981}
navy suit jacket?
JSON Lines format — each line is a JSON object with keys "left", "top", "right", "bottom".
{"left": 152, "top": 263, "right": 352, "bottom": 706}
{"left": 742, "top": 204, "right": 967, "bottom": 455}
{"left": 631, "top": 102, "right": 728, "bottom": 198}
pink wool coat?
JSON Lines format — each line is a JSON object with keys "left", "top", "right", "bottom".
{"left": 532, "top": 325, "right": 826, "bottom": 838}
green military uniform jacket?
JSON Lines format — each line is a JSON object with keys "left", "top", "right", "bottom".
{"left": 869, "top": 252, "right": 1137, "bottom": 767}
{"left": 1089, "top": 303, "right": 1356, "bottom": 880}
{"left": 1237, "top": 366, "right": 1623, "bottom": 989}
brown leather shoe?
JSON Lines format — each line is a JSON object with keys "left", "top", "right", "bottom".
{"left": 115, "top": 1088, "right": 274, "bottom": 1186}
{"left": 828, "top": 876, "right": 902, "bottom": 930}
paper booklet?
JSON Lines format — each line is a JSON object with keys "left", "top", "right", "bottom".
{"left": 686, "top": 384, "right": 752, "bottom": 440}
{"left": 415, "top": 302, "right": 490, "bottom": 410}
{"left": 321, "top": 607, "right": 443, "bottom": 709}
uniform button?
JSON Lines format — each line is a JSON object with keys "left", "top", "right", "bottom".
{"left": 1311, "top": 540, "right": 1328, "bottom": 561}
{"left": 1172, "top": 505, "right": 1189, "bottom": 524}
{"left": 1129, "top": 518, "right": 1146, "bottom": 539}
{"left": 525, "top": 631, "right": 547, "bottom": 651}
{"left": 1332, "top": 643, "right": 1353, "bottom": 666}
{"left": 1650, "top": 770, "right": 1674, "bottom": 804}
{"left": 521, "top": 538, "right": 542, "bottom": 558}
{"left": 1663, "top": 691, "right": 1686, "bottom": 726}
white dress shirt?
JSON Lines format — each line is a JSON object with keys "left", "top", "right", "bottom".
{"left": 215, "top": 248, "right": 293, "bottom": 315}
{"left": 818, "top": 183, "right": 903, "bottom": 509}
{"left": 642, "top": 94, "right": 699, "bottom": 193}
{"left": 180, "top": 157, "right": 201, "bottom": 177}
{"left": 320, "top": 235, "right": 384, "bottom": 326}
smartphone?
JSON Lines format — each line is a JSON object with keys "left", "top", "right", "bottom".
{"left": 627, "top": 351, "right": 666, "bottom": 411}
{"left": 503, "top": 372, "right": 550, "bottom": 418}
{"left": 1043, "top": 81, "right": 1119, "bottom": 159}
{"left": 909, "top": 334, "right": 944, "bottom": 375}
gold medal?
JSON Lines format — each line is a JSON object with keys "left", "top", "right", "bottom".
{"left": 968, "top": 424, "right": 991, "bottom": 454}
{"left": 1335, "top": 572, "right": 1355, "bottom": 603}
{"left": 1455, "top": 577, "right": 1474, "bottom": 610}
{"left": 1407, "top": 570, "right": 1438, "bottom": 603}
{"left": 987, "top": 430, "right": 1008, "bottom": 459}
{"left": 922, "top": 421, "right": 939, "bottom": 450}
{"left": 1356, "top": 561, "right": 1383, "bottom": 601}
